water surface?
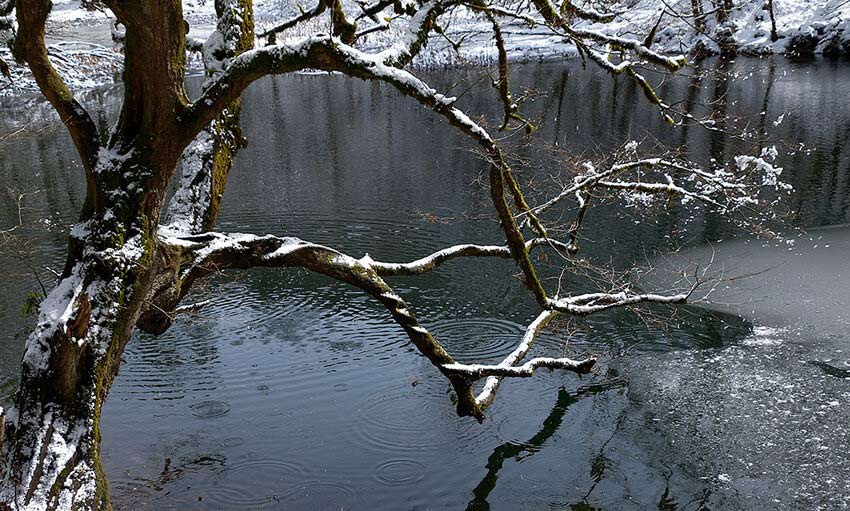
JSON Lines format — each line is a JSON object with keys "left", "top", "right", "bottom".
{"left": 1, "top": 57, "right": 849, "bottom": 509}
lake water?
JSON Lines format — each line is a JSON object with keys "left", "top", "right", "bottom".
{"left": 1, "top": 57, "right": 849, "bottom": 509}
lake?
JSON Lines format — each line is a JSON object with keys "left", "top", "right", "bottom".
{"left": 1, "top": 57, "right": 849, "bottom": 509}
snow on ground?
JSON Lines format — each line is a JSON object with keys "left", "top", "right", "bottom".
{"left": 600, "top": 0, "right": 850, "bottom": 55}
{"left": 1, "top": 0, "right": 849, "bottom": 97}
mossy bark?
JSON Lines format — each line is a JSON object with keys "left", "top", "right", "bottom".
{"left": 0, "top": 1, "right": 248, "bottom": 509}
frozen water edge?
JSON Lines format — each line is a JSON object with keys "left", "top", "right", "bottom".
{"left": 622, "top": 322, "right": 850, "bottom": 509}
{"left": 629, "top": 225, "right": 850, "bottom": 508}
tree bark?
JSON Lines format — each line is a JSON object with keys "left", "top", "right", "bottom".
{"left": 0, "top": 1, "right": 252, "bottom": 509}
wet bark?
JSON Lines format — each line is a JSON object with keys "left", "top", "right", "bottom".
{"left": 0, "top": 1, "right": 238, "bottom": 509}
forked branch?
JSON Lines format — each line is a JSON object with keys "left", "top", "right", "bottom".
{"left": 15, "top": 0, "right": 101, "bottom": 176}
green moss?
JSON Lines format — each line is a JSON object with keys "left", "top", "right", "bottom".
{"left": 20, "top": 290, "right": 45, "bottom": 317}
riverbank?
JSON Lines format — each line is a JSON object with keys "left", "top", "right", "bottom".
{"left": 1, "top": 0, "right": 849, "bottom": 97}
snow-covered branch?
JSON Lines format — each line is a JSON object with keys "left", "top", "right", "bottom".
{"left": 443, "top": 356, "right": 596, "bottom": 378}
{"left": 180, "top": 32, "right": 549, "bottom": 306}
{"left": 160, "top": 230, "right": 701, "bottom": 417}
{"left": 526, "top": 149, "right": 789, "bottom": 234}
{"left": 547, "top": 288, "right": 693, "bottom": 315}
{"left": 160, "top": 230, "right": 484, "bottom": 417}
{"left": 367, "top": 237, "right": 570, "bottom": 276}
{"left": 570, "top": 27, "right": 686, "bottom": 72}
{"left": 183, "top": 34, "right": 491, "bottom": 148}
{"left": 473, "top": 309, "right": 584, "bottom": 410}
{"left": 160, "top": 229, "right": 622, "bottom": 418}
{"left": 258, "top": 1, "right": 328, "bottom": 39}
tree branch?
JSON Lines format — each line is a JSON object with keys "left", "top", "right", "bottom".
{"left": 474, "top": 309, "right": 560, "bottom": 410}
{"left": 547, "top": 287, "right": 693, "bottom": 315}
{"left": 367, "top": 237, "right": 570, "bottom": 276}
{"left": 443, "top": 356, "right": 596, "bottom": 379}
{"left": 526, "top": 157, "right": 751, "bottom": 219}
{"left": 15, "top": 0, "right": 101, "bottom": 177}
{"left": 258, "top": 1, "right": 328, "bottom": 39}
{"left": 179, "top": 35, "right": 550, "bottom": 307}
{"left": 162, "top": 230, "right": 484, "bottom": 418}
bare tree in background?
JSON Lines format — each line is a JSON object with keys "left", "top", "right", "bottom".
{"left": 0, "top": 0, "right": 789, "bottom": 508}
{"left": 767, "top": 0, "right": 779, "bottom": 42}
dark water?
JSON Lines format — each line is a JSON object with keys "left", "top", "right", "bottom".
{"left": 1, "top": 58, "right": 849, "bottom": 509}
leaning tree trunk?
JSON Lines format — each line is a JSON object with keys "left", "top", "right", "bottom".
{"left": 0, "top": 1, "right": 254, "bottom": 508}
{"left": 0, "top": 154, "right": 179, "bottom": 510}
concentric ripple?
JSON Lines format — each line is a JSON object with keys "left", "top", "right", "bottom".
{"left": 190, "top": 400, "right": 231, "bottom": 418}
{"left": 430, "top": 318, "right": 523, "bottom": 363}
{"left": 351, "top": 381, "right": 490, "bottom": 454}
{"left": 373, "top": 459, "right": 426, "bottom": 486}
{"left": 203, "top": 458, "right": 308, "bottom": 509}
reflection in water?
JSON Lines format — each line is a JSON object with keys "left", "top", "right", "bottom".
{"left": 466, "top": 377, "right": 632, "bottom": 511}
{"left": 466, "top": 388, "right": 579, "bottom": 511}
{"left": 2, "top": 58, "right": 850, "bottom": 509}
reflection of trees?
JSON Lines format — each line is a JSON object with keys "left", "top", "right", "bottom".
{"left": 699, "top": 58, "right": 733, "bottom": 244}
{"left": 465, "top": 378, "right": 629, "bottom": 511}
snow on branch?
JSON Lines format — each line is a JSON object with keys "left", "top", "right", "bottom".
{"left": 183, "top": 33, "right": 495, "bottom": 150}
{"left": 526, "top": 148, "right": 790, "bottom": 227}
{"left": 547, "top": 287, "right": 694, "bottom": 315}
{"left": 374, "top": 0, "right": 456, "bottom": 66}
{"left": 471, "top": 309, "right": 593, "bottom": 410}
{"left": 258, "top": 1, "right": 329, "bottom": 39}
{"left": 161, "top": 229, "right": 487, "bottom": 417}
{"left": 180, "top": 32, "right": 550, "bottom": 309}
{"left": 443, "top": 356, "right": 596, "bottom": 378}
{"left": 367, "top": 237, "right": 570, "bottom": 276}
{"left": 570, "top": 27, "right": 686, "bottom": 72}
{"left": 160, "top": 230, "right": 599, "bottom": 419}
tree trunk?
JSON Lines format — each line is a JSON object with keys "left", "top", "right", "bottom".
{"left": 0, "top": 153, "right": 179, "bottom": 511}
{"left": 691, "top": 0, "right": 704, "bottom": 31}
{"left": 0, "top": 0, "right": 254, "bottom": 508}
{"left": 767, "top": 0, "right": 779, "bottom": 42}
